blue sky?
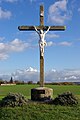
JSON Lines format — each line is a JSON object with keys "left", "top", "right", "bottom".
{"left": 0, "top": 0, "right": 80, "bottom": 75}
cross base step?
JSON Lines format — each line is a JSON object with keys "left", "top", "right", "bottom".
{"left": 31, "top": 87, "right": 53, "bottom": 101}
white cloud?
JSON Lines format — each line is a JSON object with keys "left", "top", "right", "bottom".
{"left": 0, "top": 38, "right": 30, "bottom": 60}
{"left": 0, "top": 53, "right": 9, "bottom": 60}
{"left": 45, "top": 69, "right": 80, "bottom": 83}
{"left": 46, "top": 41, "right": 72, "bottom": 47}
{"left": 11, "top": 67, "right": 39, "bottom": 82}
{"left": 0, "top": 68, "right": 80, "bottom": 82}
{"left": 47, "top": 41, "right": 55, "bottom": 47}
{"left": 26, "top": 67, "right": 37, "bottom": 72}
{"left": 0, "top": 7, "right": 12, "bottom": 19}
{"left": 48, "top": 0, "right": 72, "bottom": 24}
{"left": 10, "top": 38, "right": 29, "bottom": 52}
{"left": 58, "top": 41, "right": 72, "bottom": 46}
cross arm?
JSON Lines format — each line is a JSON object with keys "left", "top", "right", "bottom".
{"left": 18, "top": 26, "right": 66, "bottom": 31}
{"left": 49, "top": 26, "right": 66, "bottom": 31}
{"left": 18, "top": 26, "right": 36, "bottom": 31}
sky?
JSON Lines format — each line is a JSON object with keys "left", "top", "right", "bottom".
{"left": 0, "top": 0, "right": 80, "bottom": 82}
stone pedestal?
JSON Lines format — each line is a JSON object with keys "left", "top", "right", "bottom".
{"left": 31, "top": 87, "right": 53, "bottom": 101}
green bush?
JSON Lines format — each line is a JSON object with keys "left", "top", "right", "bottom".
{"left": 52, "top": 92, "right": 78, "bottom": 106}
{"left": 0, "top": 93, "right": 28, "bottom": 107}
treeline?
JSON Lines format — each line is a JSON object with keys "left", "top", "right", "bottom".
{"left": 45, "top": 82, "right": 75, "bottom": 85}
{"left": 0, "top": 77, "right": 15, "bottom": 85}
{"left": 0, "top": 77, "right": 34, "bottom": 85}
{"left": 0, "top": 78, "right": 80, "bottom": 85}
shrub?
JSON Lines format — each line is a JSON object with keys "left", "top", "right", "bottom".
{"left": 52, "top": 92, "right": 78, "bottom": 106}
{"left": 0, "top": 93, "right": 28, "bottom": 107}
{"left": 27, "top": 81, "right": 33, "bottom": 84}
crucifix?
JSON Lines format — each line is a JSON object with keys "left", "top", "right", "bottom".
{"left": 18, "top": 5, "right": 66, "bottom": 87}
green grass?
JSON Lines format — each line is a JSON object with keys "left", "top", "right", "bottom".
{"left": 0, "top": 84, "right": 38, "bottom": 99}
{"left": 0, "top": 103, "right": 80, "bottom": 120}
{"left": 0, "top": 84, "right": 80, "bottom": 120}
{"left": 0, "top": 84, "right": 80, "bottom": 98}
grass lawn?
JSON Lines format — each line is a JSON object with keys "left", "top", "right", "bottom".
{"left": 0, "top": 84, "right": 80, "bottom": 120}
{"left": 0, "top": 84, "right": 80, "bottom": 98}
{"left": 0, "top": 102, "right": 80, "bottom": 120}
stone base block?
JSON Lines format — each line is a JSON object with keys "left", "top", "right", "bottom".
{"left": 31, "top": 87, "right": 53, "bottom": 101}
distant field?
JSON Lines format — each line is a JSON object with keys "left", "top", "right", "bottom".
{"left": 0, "top": 84, "right": 80, "bottom": 99}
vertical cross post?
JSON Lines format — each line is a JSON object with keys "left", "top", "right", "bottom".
{"left": 40, "top": 5, "right": 44, "bottom": 87}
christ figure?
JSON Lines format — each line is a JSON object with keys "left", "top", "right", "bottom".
{"left": 34, "top": 26, "right": 50, "bottom": 57}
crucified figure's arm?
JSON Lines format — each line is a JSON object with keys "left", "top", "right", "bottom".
{"left": 44, "top": 26, "right": 50, "bottom": 34}
{"left": 34, "top": 26, "right": 40, "bottom": 34}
